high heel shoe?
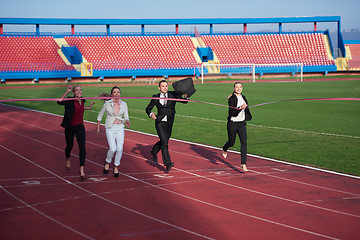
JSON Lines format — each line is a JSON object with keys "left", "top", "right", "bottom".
{"left": 79, "top": 169, "right": 86, "bottom": 181}
{"left": 241, "top": 164, "right": 248, "bottom": 172}
{"left": 114, "top": 167, "right": 119, "bottom": 178}
{"left": 65, "top": 158, "right": 71, "bottom": 171}
{"left": 103, "top": 162, "right": 109, "bottom": 175}
{"left": 222, "top": 151, "right": 227, "bottom": 159}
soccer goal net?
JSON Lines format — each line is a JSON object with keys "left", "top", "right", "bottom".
{"left": 200, "top": 63, "right": 303, "bottom": 83}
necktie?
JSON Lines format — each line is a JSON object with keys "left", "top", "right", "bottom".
{"left": 161, "top": 93, "right": 167, "bottom": 106}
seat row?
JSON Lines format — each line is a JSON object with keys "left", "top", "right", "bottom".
{"left": 0, "top": 34, "right": 335, "bottom": 73}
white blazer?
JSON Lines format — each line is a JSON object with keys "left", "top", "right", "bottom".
{"left": 97, "top": 99, "right": 129, "bottom": 129}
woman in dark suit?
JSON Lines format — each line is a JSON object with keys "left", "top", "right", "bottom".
{"left": 57, "top": 85, "right": 94, "bottom": 180}
{"left": 222, "top": 82, "right": 252, "bottom": 172}
{"left": 145, "top": 80, "right": 188, "bottom": 172}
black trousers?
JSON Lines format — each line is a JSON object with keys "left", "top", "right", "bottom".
{"left": 64, "top": 123, "right": 86, "bottom": 166}
{"left": 152, "top": 121, "right": 173, "bottom": 167}
{"left": 222, "top": 121, "right": 247, "bottom": 164}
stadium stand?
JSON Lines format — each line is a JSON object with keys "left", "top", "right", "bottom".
{"left": 0, "top": 36, "right": 75, "bottom": 72}
{"left": 0, "top": 17, "right": 352, "bottom": 82}
{"left": 64, "top": 35, "right": 199, "bottom": 70}
{"left": 0, "top": 33, "right": 337, "bottom": 75}
{"left": 345, "top": 44, "right": 360, "bottom": 70}
{"left": 201, "top": 33, "right": 335, "bottom": 66}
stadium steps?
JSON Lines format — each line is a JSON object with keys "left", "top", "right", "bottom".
{"left": 190, "top": 37, "right": 219, "bottom": 66}
{"left": 53, "top": 38, "right": 71, "bottom": 66}
{"left": 53, "top": 38, "right": 89, "bottom": 72}
{"left": 206, "top": 60, "right": 220, "bottom": 73}
{"left": 190, "top": 37, "right": 204, "bottom": 64}
{"left": 335, "top": 58, "right": 348, "bottom": 70}
{"left": 323, "top": 35, "right": 334, "bottom": 60}
{"left": 345, "top": 46, "right": 352, "bottom": 59}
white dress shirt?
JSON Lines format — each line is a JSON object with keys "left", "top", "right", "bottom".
{"left": 230, "top": 95, "right": 246, "bottom": 122}
{"left": 150, "top": 93, "right": 168, "bottom": 122}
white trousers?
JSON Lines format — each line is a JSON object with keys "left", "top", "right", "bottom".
{"left": 105, "top": 124, "right": 125, "bottom": 166}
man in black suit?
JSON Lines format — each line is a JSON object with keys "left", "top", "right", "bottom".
{"left": 145, "top": 80, "right": 188, "bottom": 172}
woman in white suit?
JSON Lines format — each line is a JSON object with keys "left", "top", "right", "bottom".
{"left": 96, "top": 86, "right": 131, "bottom": 177}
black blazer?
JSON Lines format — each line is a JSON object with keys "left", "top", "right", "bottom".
{"left": 57, "top": 98, "right": 86, "bottom": 128}
{"left": 145, "top": 91, "right": 187, "bottom": 123}
{"left": 227, "top": 93, "right": 252, "bottom": 121}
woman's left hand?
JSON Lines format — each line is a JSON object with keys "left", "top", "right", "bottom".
{"left": 240, "top": 103, "right": 247, "bottom": 109}
{"left": 125, "top": 120, "right": 131, "bottom": 128}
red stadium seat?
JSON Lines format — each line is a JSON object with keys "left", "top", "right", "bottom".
{"left": 200, "top": 33, "right": 335, "bottom": 66}
{"left": 0, "top": 36, "right": 75, "bottom": 72}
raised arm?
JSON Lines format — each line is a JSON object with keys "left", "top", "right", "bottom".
{"left": 59, "top": 85, "right": 72, "bottom": 102}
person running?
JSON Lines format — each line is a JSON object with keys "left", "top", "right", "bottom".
{"left": 145, "top": 80, "right": 188, "bottom": 172}
{"left": 222, "top": 82, "right": 252, "bottom": 172}
{"left": 57, "top": 85, "right": 95, "bottom": 180}
{"left": 97, "top": 86, "right": 131, "bottom": 177}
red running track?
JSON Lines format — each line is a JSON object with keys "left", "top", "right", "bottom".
{"left": 0, "top": 103, "right": 359, "bottom": 240}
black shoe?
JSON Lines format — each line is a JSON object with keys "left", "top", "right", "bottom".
{"left": 79, "top": 171, "right": 86, "bottom": 181}
{"left": 151, "top": 151, "right": 158, "bottom": 164}
{"left": 114, "top": 167, "right": 119, "bottom": 178}
{"left": 103, "top": 162, "right": 109, "bottom": 175}
{"left": 166, "top": 162, "right": 175, "bottom": 172}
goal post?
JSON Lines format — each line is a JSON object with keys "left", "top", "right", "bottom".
{"left": 200, "top": 63, "right": 303, "bottom": 83}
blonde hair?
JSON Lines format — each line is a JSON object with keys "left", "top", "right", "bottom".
{"left": 72, "top": 85, "right": 82, "bottom": 92}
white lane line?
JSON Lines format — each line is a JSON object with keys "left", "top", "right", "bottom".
{"left": 2, "top": 113, "right": 359, "bottom": 215}
{"left": 0, "top": 185, "right": 96, "bottom": 240}
{"left": 0, "top": 144, "right": 214, "bottom": 240}
{"left": 0, "top": 128, "right": 344, "bottom": 240}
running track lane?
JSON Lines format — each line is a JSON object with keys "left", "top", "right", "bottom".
{"left": 0, "top": 104, "right": 359, "bottom": 240}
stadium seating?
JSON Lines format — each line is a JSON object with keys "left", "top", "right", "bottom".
{"left": 64, "top": 35, "right": 199, "bottom": 70}
{"left": 201, "top": 33, "right": 335, "bottom": 66}
{"left": 346, "top": 44, "right": 360, "bottom": 69}
{"left": 0, "top": 33, "right": 336, "bottom": 74}
{"left": 0, "top": 36, "right": 75, "bottom": 72}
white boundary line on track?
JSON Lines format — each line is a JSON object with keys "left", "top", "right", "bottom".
{"left": 0, "top": 185, "right": 96, "bottom": 240}
{"left": 0, "top": 131, "right": 340, "bottom": 240}
{"left": 2, "top": 114, "right": 359, "bottom": 216}
{"left": 1, "top": 103, "right": 358, "bottom": 180}
{"left": 1, "top": 104, "right": 359, "bottom": 200}
{"left": 4, "top": 109, "right": 359, "bottom": 200}
{"left": 2, "top": 124, "right": 357, "bottom": 239}
{"left": 0, "top": 143, "right": 215, "bottom": 240}
{"left": 126, "top": 128, "right": 360, "bottom": 180}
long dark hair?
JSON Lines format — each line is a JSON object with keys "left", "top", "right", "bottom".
{"left": 111, "top": 86, "right": 121, "bottom": 95}
{"left": 98, "top": 86, "right": 121, "bottom": 99}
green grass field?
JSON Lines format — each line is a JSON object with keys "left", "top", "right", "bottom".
{"left": 1, "top": 80, "right": 359, "bottom": 176}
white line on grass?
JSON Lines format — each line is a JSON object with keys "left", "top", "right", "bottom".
{"left": 129, "top": 108, "right": 360, "bottom": 139}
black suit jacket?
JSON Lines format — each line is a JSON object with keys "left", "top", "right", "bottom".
{"left": 57, "top": 98, "right": 86, "bottom": 128}
{"left": 227, "top": 93, "right": 252, "bottom": 121}
{"left": 145, "top": 91, "right": 187, "bottom": 123}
